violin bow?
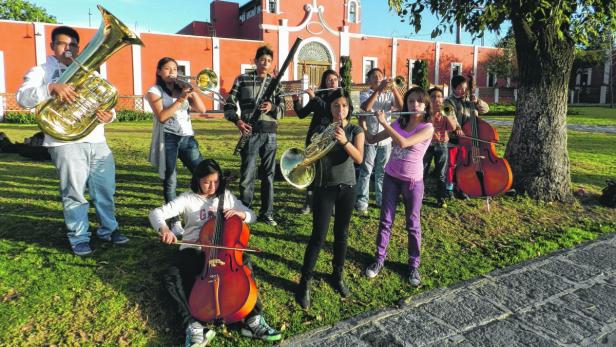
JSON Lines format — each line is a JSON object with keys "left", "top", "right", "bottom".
{"left": 174, "top": 241, "right": 262, "bottom": 253}
{"left": 457, "top": 134, "right": 504, "bottom": 146}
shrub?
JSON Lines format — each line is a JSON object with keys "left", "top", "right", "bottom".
{"left": 3, "top": 111, "right": 36, "bottom": 124}
{"left": 116, "top": 110, "right": 153, "bottom": 122}
{"left": 2, "top": 110, "right": 153, "bottom": 124}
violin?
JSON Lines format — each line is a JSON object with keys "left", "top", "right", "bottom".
{"left": 455, "top": 74, "right": 513, "bottom": 198}
{"left": 188, "top": 190, "right": 258, "bottom": 323}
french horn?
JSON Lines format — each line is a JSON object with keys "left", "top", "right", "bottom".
{"left": 280, "top": 121, "right": 341, "bottom": 189}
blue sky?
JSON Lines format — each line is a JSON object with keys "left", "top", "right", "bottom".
{"left": 27, "top": 0, "right": 507, "bottom": 47}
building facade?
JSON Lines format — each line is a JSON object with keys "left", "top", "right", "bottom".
{"left": 0, "top": 0, "right": 516, "bottom": 116}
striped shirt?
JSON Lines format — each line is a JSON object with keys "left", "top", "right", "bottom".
{"left": 223, "top": 72, "right": 284, "bottom": 133}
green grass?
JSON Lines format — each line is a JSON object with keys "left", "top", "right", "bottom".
{"left": 484, "top": 105, "right": 616, "bottom": 127}
{"left": 1, "top": 118, "right": 615, "bottom": 346}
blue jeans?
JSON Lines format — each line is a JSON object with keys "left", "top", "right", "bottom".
{"left": 355, "top": 143, "right": 391, "bottom": 210}
{"left": 49, "top": 143, "right": 118, "bottom": 246}
{"left": 239, "top": 132, "right": 276, "bottom": 217}
{"left": 163, "top": 133, "right": 203, "bottom": 203}
{"left": 423, "top": 142, "right": 449, "bottom": 198}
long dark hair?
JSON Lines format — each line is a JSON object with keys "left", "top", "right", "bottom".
{"left": 155, "top": 57, "right": 178, "bottom": 96}
{"left": 190, "top": 159, "right": 226, "bottom": 197}
{"left": 318, "top": 69, "right": 339, "bottom": 89}
{"left": 399, "top": 87, "right": 430, "bottom": 128}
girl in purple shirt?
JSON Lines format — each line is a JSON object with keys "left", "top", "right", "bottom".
{"left": 363, "top": 87, "right": 434, "bottom": 286}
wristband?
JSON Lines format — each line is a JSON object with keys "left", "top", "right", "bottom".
{"left": 343, "top": 140, "right": 350, "bottom": 147}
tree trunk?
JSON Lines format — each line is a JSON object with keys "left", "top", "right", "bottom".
{"left": 505, "top": 14, "right": 574, "bottom": 202}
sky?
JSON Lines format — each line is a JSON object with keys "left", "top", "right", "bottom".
{"left": 26, "top": 0, "right": 508, "bottom": 47}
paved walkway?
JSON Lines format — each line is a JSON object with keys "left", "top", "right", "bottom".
{"left": 284, "top": 233, "right": 616, "bottom": 346}
{"left": 487, "top": 119, "right": 616, "bottom": 134}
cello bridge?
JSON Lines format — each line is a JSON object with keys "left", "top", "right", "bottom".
{"left": 208, "top": 258, "right": 226, "bottom": 267}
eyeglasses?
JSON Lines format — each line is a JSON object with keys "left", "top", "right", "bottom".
{"left": 54, "top": 41, "right": 79, "bottom": 49}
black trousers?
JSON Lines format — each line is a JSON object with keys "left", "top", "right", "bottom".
{"left": 423, "top": 142, "right": 449, "bottom": 199}
{"left": 164, "top": 248, "right": 263, "bottom": 326}
{"left": 301, "top": 184, "right": 356, "bottom": 278}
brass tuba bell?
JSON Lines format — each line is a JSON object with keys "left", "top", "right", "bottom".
{"left": 36, "top": 5, "right": 144, "bottom": 141}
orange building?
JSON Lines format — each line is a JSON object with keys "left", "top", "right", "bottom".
{"left": 0, "top": 0, "right": 511, "bottom": 116}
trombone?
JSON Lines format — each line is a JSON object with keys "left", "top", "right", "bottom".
{"left": 280, "top": 87, "right": 341, "bottom": 97}
{"left": 174, "top": 68, "right": 226, "bottom": 104}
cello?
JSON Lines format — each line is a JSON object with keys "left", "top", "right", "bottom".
{"left": 188, "top": 187, "right": 258, "bottom": 323}
{"left": 455, "top": 74, "right": 513, "bottom": 198}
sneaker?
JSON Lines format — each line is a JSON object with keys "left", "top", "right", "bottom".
{"left": 185, "top": 320, "right": 215, "bottom": 347}
{"left": 71, "top": 242, "right": 92, "bottom": 256}
{"left": 98, "top": 230, "right": 129, "bottom": 244}
{"left": 257, "top": 215, "right": 278, "bottom": 226}
{"left": 437, "top": 198, "right": 447, "bottom": 208}
{"left": 455, "top": 191, "right": 470, "bottom": 200}
{"left": 171, "top": 221, "right": 185, "bottom": 236}
{"left": 300, "top": 205, "right": 311, "bottom": 215}
{"left": 365, "top": 262, "right": 383, "bottom": 278}
{"left": 241, "top": 315, "right": 281, "bottom": 342}
{"left": 409, "top": 268, "right": 421, "bottom": 286}
{"left": 445, "top": 190, "right": 454, "bottom": 199}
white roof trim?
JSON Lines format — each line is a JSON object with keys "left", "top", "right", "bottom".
{"left": 259, "top": 0, "right": 340, "bottom": 37}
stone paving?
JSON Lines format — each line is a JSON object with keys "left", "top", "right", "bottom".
{"left": 284, "top": 233, "right": 616, "bottom": 346}
{"left": 487, "top": 119, "right": 616, "bottom": 134}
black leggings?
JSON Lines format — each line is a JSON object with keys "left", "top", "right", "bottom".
{"left": 301, "top": 184, "right": 356, "bottom": 277}
{"left": 164, "top": 248, "right": 263, "bottom": 326}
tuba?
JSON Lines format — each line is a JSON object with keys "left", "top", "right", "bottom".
{"left": 36, "top": 5, "right": 144, "bottom": 141}
{"left": 280, "top": 121, "right": 341, "bottom": 189}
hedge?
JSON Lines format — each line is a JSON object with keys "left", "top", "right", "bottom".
{"left": 2, "top": 110, "right": 153, "bottom": 124}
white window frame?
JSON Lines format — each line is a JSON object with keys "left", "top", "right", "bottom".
{"left": 584, "top": 67, "right": 592, "bottom": 86}
{"left": 408, "top": 59, "right": 416, "bottom": 86}
{"left": 241, "top": 64, "right": 256, "bottom": 74}
{"left": 450, "top": 62, "right": 462, "bottom": 84}
{"left": 266, "top": 0, "right": 279, "bottom": 14}
{"left": 176, "top": 60, "right": 191, "bottom": 78}
{"left": 348, "top": 0, "right": 359, "bottom": 24}
{"left": 363, "top": 57, "right": 378, "bottom": 83}
{"left": 487, "top": 70, "right": 497, "bottom": 87}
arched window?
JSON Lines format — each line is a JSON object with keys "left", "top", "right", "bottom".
{"left": 348, "top": 1, "right": 358, "bottom": 23}
{"left": 268, "top": 0, "right": 277, "bottom": 13}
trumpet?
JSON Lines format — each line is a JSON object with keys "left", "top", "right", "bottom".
{"left": 393, "top": 75, "right": 406, "bottom": 88}
{"left": 280, "top": 87, "right": 341, "bottom": 97}
{"left": 352, "top": 111, "right": 425, "bottom": 118}
{"left": 174, "top": 68, "right": 226, "bottom": 104}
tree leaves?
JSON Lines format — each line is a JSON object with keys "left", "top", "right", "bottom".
{"left": 387, "top": 0, "right": 616, "bottom": 46}
{"left": 0, "top": 0, "right": 56, "bottom": 23}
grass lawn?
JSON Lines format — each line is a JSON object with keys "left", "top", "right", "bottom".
{"left": 484, "top": 105, "right": 616, "bottom": 127}
{"left": 0, "top": 118, "right": 615, "bottom": 346}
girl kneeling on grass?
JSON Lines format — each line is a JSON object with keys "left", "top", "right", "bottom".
{"left": 148, "top": 159, "right": 281, "bottom": 346}
{"left": 363, "top": 87, "right": 434, "bottom": 286}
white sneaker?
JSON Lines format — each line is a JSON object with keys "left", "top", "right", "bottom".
{"left": 185, "top": 320, "right": 215, "bottom": 347}
{"left": 365, "top": 262, "right": 383, "bottom": 278}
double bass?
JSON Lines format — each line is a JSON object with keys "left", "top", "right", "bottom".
{"left": 188, "top": 189, "right": 258, "bottom": 323}
{"left": 455, "top": 74, "right": 513, "bottom": 198}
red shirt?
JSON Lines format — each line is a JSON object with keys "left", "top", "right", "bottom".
{"left": 429, "top": 112, "right": 454, "bottom": 143}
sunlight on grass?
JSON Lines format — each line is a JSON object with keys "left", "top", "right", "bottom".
{"left": 0, "top": 118, "right": 614, "bottom": 346}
